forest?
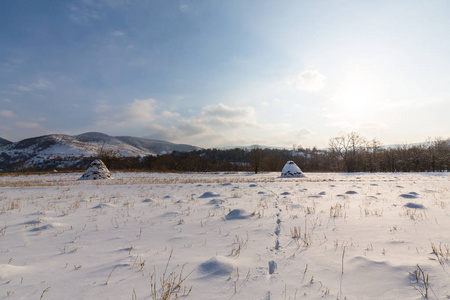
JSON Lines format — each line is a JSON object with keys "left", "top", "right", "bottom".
{"left": 101, "top": 132, "right": 449, "bottom": 173}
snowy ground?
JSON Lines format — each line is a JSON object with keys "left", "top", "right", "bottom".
{"left": 1, "top": 172, "right": 449, "bottom": 299}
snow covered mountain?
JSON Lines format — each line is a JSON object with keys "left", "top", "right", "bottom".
{"left": 0, "top": 132, "right": 200, "bottom": 171}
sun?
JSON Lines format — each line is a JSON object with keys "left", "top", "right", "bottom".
{"left": 331, "top": 74, "right": 386, "bottom": 124}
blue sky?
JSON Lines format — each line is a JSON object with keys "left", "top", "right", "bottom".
{"left": 1, "top": 0, "right": 449, "bottom": 148}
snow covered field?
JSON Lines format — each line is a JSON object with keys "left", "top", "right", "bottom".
{"left": 1, "top": 172, "right": 449, "bottom": 299}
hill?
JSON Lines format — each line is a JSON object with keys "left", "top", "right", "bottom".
{"left": 0, "top": 137, "right": 12, "bottom": 146}
{"left": 0, "top": 132, "right": 199, "bottom": 171}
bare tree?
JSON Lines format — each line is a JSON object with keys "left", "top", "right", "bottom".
{"left": 249, "top": 146, "right": 261, "bottom": 174}
{"left": 97, "top": 143, "right": 120, "bottom": 169}
{"left": 328, "top": 132, "right": 366, "bottom": 172}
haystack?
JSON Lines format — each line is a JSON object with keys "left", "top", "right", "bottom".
{"left": 78, "top": 159, "right": 113, "bottom": 180}
{"left": 281, "top": 161, "right": 305, "bottom": 178}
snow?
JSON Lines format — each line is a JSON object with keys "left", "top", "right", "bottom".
{"left": 0, "top": 172, "right": 449, "bottom": 299}
{"left": 78, "top": 159, "right": 113, "bottom": 180}
{"left": 281, "top": 161, "right": 305, "bottom": 177}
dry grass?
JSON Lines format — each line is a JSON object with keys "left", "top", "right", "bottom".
{"left": 150, "top": 250, "right": 193, "bottom": 300}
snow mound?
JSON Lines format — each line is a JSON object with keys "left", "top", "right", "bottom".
{"left": 280, "top": 161, "right": 305, "bottom": 178}
{"left": 199, "top": 191, "right": 220, "bottom": 198}
{"left": 197, "top": 256, "right": 235, "bottom": 277}
{"left": 0, "top": 264, "right": 27, "bottom": 280}
{"left": 345, "top": 256, "right": 409, "bottom": 297}
{"left": 399, "top": 193, "right": 418, "bottom": 199}
{"left": 29, "top": 223, "right": 63, "bottom": 232}
{"left": 225, "top": 209, "right": 252, "bottom": 220}
{"left": 78, "top": 159, "right": 113, "bottom": 180}
{"left": 207, "top": 199, "right": 225, "bottom": 205}
{"left": 92, "top": 203, "right": 115, "bottom": 209}
{"left": 404, "top": 203, "right": 425, "bottom": 209}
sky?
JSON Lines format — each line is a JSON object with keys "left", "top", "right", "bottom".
{"left": 1, "top": 0, "right": 449, "bottom": 148}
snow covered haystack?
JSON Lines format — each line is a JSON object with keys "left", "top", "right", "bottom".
{"left": 78, "top": 159, "right": 113, "bottom": 180}
{"left": 280, "top": 161, "right": 305, "bottom": 178}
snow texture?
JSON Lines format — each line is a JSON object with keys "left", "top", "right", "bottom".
{"left": 1, "top": 172, "right": 450, "bottom": 299}
{"left": 280, "top": 160, "right": 305, "bottom": 177}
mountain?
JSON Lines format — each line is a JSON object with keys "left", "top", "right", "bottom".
{"left": 0, "top": 137, "right": 12, "bottom": 146}
{"left": 0, "top": 132, "right": 200, "bottom": 171}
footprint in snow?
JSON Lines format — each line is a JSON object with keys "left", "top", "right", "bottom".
{"left": 345, "top": 191, "right": 358, "bottom": 195}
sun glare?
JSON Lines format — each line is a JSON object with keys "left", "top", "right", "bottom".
{"left": 331, "top": 75, "right": 385, "bottom": 123}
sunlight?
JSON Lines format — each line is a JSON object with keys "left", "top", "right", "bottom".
{"left": 331, "top": 74, "right": 385, "bottom": 123}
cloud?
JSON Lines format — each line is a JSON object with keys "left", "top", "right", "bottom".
{"left": 126, "top": 99, "right": 157, "bottom": 123}
{"left": 161, "top": 111, "right": 181, "bottom": 118}
{"left": 111, "top": 31, "right": 125, "bottom": 37}
{"left": 10, "top": 78, "right": 54, "bottom": 93}
{"left": 0, "top": 110, "right": 17, "bottom": 118}
{"left": 179, "top": 4, "right": 189, "bottom": 13}
{"left": 68, "top": 3, "right": 101, "bottom": 24}
{"left": 94, "top": 100, "right": 313, "bottom": 148}
{"left": 294, "top": 70, "right": 326, "bottom": 92}
{"left": 15, "top": 121, "right": 45, "bottom": 130}
{"left": 197, "top": 103, "right": 257, "bottom": 128}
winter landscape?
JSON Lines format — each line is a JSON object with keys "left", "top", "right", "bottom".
{"left": 1, "top": 170, "right": 449, "bottom": 299}
{"left": 2, "top": 1, "right": 450, "bottom": 299}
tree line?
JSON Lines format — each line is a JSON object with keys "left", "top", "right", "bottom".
{"left": 99, "top": 132, "right": 449, "bottom": 173}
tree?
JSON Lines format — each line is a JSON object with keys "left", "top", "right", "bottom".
{"left": 328, "top": 132, "right": 366, "bottom": 172}
{"left": 97, "top": 143, "right": 120, "bottom": 169}
{"left": 249, "top": 146, "right": 261, "bottom": 174}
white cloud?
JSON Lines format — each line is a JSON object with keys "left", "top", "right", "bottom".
{"left": 197, "top": 103, "right": 257, "bottom": 128}
{"left": 111, "top": 31, "right": 125, "bottom": 37}
{"left": 30, "top": 78, "right": 54, "bottom": 90}
{"left": 0, "top": 110, "right": 17, "bottom": 118}
{"left": 126, "top": 99, "right": 157, "bottom": 123}
{"left": 294, "top": 70, "right": 326, "bottom": 92}
{"left": 161, "top": 111, "right": 181, "bottom": 118}
{"left": 94, "top": 100, "right": 316, "bottom": 148}
{"left": 15, "top": 121, "right": 45, "bottom": 130}
{"left": 179, "top": 4, "right": 189, "bottom": 13}
{"left": 68, "top": 3, "right": 101, "bottom": 24}
{"left": 10, "top": 78, "right": 54, "bottom": 93}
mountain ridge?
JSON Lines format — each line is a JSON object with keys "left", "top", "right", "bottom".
{"left": 0, "top": 137, "right": 12, "bottom": 146}
{"left": 0, "top": 132, "right": 200, "bottom": 171}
